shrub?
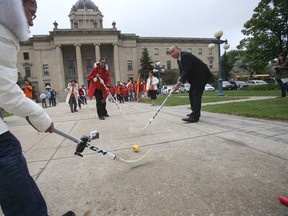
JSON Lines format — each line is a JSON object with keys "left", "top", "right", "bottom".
{"left": 244, "top": 84, "right": 280, "bottom": 91}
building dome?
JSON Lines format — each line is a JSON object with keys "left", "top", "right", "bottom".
{"left": 74, "top": 0, "right": 97, "bottom": 10}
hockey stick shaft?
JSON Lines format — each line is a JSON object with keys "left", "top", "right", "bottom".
{"left": 146, "top": 89, "right": 174, "bottom": 125}
{"left": 98, "top": 77, "right": 133, "bottom": 120}
{"left": 129, "top": 89, "right": 174, "bottom": 132}
{"left": 54, "top": 128, "right": 116, "bottom": 159}
{"left": 54, "top": 128, "right": 152, "bottom": 167}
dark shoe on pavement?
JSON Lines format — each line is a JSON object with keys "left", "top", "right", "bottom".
{"left": 74, "top": 110, "right": 78, "bottom": 112}
{"left": 62, "top": 211, "right": 76, "bottom": 216}
{"left": 99, "top": 116, "right": 105, "bottom": 120}
{"left": 182, "top": 116, "right": 199, "bottom": 123}
{"left": 104, "top": 114, "right": 109, "bottom": 117}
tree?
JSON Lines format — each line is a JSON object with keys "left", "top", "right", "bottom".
{"left": 161, "top": 69, "right": 179, "bottom": 85}
{"left": 238, "top": 0, "right": 288, "bottom": 68}
{"left": 221, "top": 50, "right": 244, "bottom": 80}
{"left": 139, "top": 47, "right": 153, "bottom": 80}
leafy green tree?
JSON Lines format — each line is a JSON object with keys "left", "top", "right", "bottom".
{"left": 139, "top": 47, "right": 153, "bottom": 79}
{"left": 221, "top": 50, "right": 244, "bottom": 80}
{"left": 161, "top": 69, "right": 179, "bottom": 85}
{"left": 238, "top": 0, "right": 288, "bottom": 68}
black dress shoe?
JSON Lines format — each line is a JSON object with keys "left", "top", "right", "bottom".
{"left": 62, "top": 211, "right": 76, "bottom": 216}
{"left": 99, "top": 116, "right": 105, "bottom": 120}
{"left": 104, "top": 114, "right": 109, "bottom": 117}
{"left": 182, "top": 116, "right": 199, "bottom": 123}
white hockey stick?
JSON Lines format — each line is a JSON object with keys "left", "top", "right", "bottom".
{"left": 129, "top": 89, "right": 174, "bottom": 133}
{"left": 98, "top": 77, "right": 134, "bottom": 122}
{"left": 54, "top": 128, "right": 152, "bottom": 168}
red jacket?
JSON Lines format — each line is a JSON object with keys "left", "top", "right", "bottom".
{"left": 87, "top": 67, "right": 111, "bottom": 100}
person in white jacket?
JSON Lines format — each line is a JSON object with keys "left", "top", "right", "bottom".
{"left": 0, "top": 0, "right": 75, "bottom": 216}
{"left": 146, "top": 71, "right": 159, "bottom": 106}
{"left": 65, "top": 79, "right": 79, "bottom": 113}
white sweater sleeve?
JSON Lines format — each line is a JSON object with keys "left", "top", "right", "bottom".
{"left": 0, "top": 26, "right": 51, "bottom": 133}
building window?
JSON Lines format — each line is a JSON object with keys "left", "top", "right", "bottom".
{"left": 209, "top": 60, "right": 213, "bottom": 69}
{"left": 43, "top": 64, "right": 49, "bottom": 75}
{"left": 45, "top": 83, "right": 51, "bottom": 89}
{"left": 154, "top": 48, "right": 159, "bottom": 55}
{"left": 67, "top": 59, "right": 76, "bottom": 76}
{"left": 127, "top": 60, "right": 132, "bottom": 71}
{"left": 187, "top": 48, "right": 192, "bottom": 53}
{"left": 209, "top": 48, "right": 213, "bottom": 55}
{"left": 166, "top": 48, "right": 170, "bottom": 55}
{"left": 167, "top": 61, "right": 171, "bottom": 70}
{"left": 85, "top": 58, "right": 93, "bottom": 73}
{"left": 198, "top": 48, "right": 202, "bottom": 55}
{"left": 24, "top": 66, "right": 31, "bottom": 77}
{"left": 23, "top": 52, "right": 29, "bottom": 60}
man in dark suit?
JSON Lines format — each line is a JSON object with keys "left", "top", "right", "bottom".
{"left": 169, "top": 45, "right": 212, "bottom": 123}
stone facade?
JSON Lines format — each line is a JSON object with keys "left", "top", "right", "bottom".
{"left": 17, "top": 0, "right": 218, "bottom": 101}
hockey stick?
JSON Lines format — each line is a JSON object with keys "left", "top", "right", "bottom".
{"left": 54, "top": 128, "right": 152, "bottom": 168}
{"left": 98, "top": 77, "right": 134, "bottom": 122}
{"left": 129, "top": 88, "right": 174, "bottom": 133}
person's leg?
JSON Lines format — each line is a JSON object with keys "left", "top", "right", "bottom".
{"left": 284, "top": 82, "right": 288, "bottom": 95}
{"left": 68, "top": 98, "right": 74, "bottom": 112}
{"left": 151, "top": 90, "right": 157, "bottom": 105}
{"left": 188, "top": 85, "right": 194, "bottom": 114}
{"left": 276, "top": 79, "right": 286, "bottom": 97}
{"left": 0, "top": 131, "right": 48, "bottom": 216}
{"left": 95, "top": 90, "right": 105, "bottom": 118}
{"left": 73, "top": 97, "right": 77, "bottom": 112}
{"left": 190, "top": 86, "right": 204, "bottom": 120}
{"left": 78, "top": 98, "right": 82, "bottom": 109}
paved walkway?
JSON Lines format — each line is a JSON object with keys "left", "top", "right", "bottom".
{"left": 2, "top": 97, "right": 288, "bottom": 216}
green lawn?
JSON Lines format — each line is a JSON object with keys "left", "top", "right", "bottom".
{"left": 202, "top": 98, "right": 288, "bottom": 121}
{"left": 143, "top": 90, "right": 288, "bottom": 121}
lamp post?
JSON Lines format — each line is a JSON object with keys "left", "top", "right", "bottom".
{"left": 153, "top": 61, "right": 164, "bottom": 90}
{"left": 208, "top": 30, "right": 230, "bottom": 96}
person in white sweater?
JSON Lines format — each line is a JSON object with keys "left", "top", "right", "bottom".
{"left": 0, "top": 0, "right": 75, "bottom": 215}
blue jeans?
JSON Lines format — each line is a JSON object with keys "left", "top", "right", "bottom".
{"left": 276, "top": 79, "right": 288, "bottom": 97}
{"left": 0, "top": 131, "right": 48, "bottom": 216}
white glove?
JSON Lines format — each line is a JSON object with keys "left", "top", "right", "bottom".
{"left": 93, "top": 77, "right": 98, "bottom": 82}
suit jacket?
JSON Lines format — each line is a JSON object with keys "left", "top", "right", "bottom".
{"left": 178, "top": 52, "right": 212, "bottom": 88}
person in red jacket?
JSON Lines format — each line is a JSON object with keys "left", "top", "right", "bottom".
{"left": 122, "top": 85, "right": 129, "bottom": 102}
{"left": 115, "top": 81, "right": 124, "bottom": 103}
{"left": 87, "top": 58, "right": 111, "bottom": 120}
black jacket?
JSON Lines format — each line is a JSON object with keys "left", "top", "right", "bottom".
{"left": 178, "top": 52, "right": 212, "bottom": 88}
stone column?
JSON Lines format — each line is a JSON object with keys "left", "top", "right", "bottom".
{"left": 113, "top": 43, "right": 120, "bottom": 82}
{"left": 94, "top": 43, "right": 101, "bottom": 62}
{"left": 75, "top": 44, "right": 84, "bottom": 85}
{"left": 55, "top": 45, "right": 65, "bottom": 90}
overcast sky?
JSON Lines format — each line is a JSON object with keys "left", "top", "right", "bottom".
{"left": 30, "top": 0, "right": 260, "bottom": 50}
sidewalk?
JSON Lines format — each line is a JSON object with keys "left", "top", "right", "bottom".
{"left": 2, "top": 98, "right": 288, "bottom": 215}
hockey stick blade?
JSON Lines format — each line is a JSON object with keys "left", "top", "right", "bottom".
{"left": 116, "top": 148, "right": 153, "bottom": 168}
{"left": 128, "top": 124, "right": 148, "bottom": 133}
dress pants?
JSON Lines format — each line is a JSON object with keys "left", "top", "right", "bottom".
{"left": 0, "top": 131, "right": 48, "bottom": 216}
{"left": 94, "top": 89, "right": 108, "bottom": 117}
{"left": 188, "top": 84, "right": 204, "bottom": 120}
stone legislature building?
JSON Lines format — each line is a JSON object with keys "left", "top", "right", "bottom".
{"left": 17, "top": 0, "right": 218, "bottom": 101}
